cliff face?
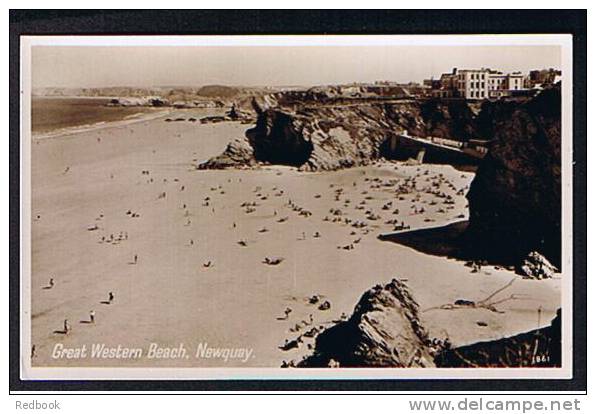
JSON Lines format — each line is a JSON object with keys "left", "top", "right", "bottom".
{"left": 419, "top": 99, "right": 478, "bottom": 141}
{"left": 299, "top": 279, "right": 436, "bottom": 367}
{"left": 199, "top": 99, "right": 479, "bottom": 171}
{"left": 465, "top": 86, "right": 561, "bottom": 266}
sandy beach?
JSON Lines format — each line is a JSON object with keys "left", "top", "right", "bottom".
{"left": 30, "top": 107, "right": 561, "bottom": 368}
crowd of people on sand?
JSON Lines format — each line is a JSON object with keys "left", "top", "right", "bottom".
{"left": 163, "top": 163, "right": 466, "bottom": 368}
{"left": 38, "top": 141, "right": 469, "bottom": 366}
{"left": 270, "top": 166, "right": 469, "bottom": 367}
{"left": 181, "top": 165, "right": 465, "bottom": 288}
{"left": 98, "top": 231, "right": 129, "bottom": 245}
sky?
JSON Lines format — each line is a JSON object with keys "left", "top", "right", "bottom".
{"left": 31, "top": 45, "right": 561, "bottom": 88}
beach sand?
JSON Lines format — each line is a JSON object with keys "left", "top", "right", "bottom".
{"left": 30, "top": 108, "right": 561, "bottom": 367}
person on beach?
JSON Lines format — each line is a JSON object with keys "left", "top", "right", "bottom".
{"left": 64, "top": 319, "right": 70, "bottom": 334}
{"left": 108, "top": 292, "right": 114, "bottom": 304}
{"left": 89, "top": 310, "right": 95, "bottom": 324}
{"left": 48, "top": 278, "right": 55, "bottom": 289}
{"left": 133, "top": 254, "right": 138, "bottom": 264}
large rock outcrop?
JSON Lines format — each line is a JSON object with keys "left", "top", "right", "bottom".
{"left": 299, "top": 279, "right": 436, "bottom": 367}
{"left": 465, "top": 86, "right": 561, "bottom": 266}
{"left": 199, "top": 99, "right": 480, "bottom": 171}
{"left": 197, "top": 138, "right": 256, "bottom": 170}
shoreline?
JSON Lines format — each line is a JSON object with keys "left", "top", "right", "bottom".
{"left": 31, "top": 108, "right": 173, "bottom": 140}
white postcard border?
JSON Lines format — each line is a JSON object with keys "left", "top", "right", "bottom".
{"left": 19, "top": 34, "right": 574, "bottom": 381}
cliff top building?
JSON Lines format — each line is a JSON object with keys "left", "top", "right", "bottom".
{"left": 425, "top": 67, "right": 530, "bottom": 100}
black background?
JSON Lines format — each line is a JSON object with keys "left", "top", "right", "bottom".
{"left": 9, "top": 9, "right": 587, "bottom": 393}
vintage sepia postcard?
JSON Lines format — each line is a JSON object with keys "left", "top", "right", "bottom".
{"left": 19, "top": 34, "right": 573, "bottom": 382}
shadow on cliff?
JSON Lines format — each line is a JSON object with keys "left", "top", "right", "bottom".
{"left": 384, "top": 85, "right": 562, "bottom": 268}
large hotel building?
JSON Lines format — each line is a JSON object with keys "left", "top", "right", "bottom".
{"left": 429, "top": 68, "right": 527, "bottom": 100}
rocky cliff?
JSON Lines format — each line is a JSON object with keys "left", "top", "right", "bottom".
{"left": 199, "top": 99, "right": 480, "bottom": 171}
{"left": 464, "top": 86, "right": 561, "bottom": 266}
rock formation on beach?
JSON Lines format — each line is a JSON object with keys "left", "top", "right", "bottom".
{"left": 300, "top": 278, "right": 562, "bottom": 368}
{"left": 464, "top": 85, "right": 562, "bottom": 266}
{"left": 198, "top": 137, "right": 257, "bottom": 169}
{"left": 517, "top": 251, "right": 558, "bottom": 279}
{"left": 199, "top": 96, "right": 481, "bottom": 171}
{"left": 299, "top": 278, "right": 436, "bottom": 367}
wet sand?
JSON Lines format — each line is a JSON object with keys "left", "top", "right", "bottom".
{"left": 30, "top": 107, "right": 561, "bottom": 367}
